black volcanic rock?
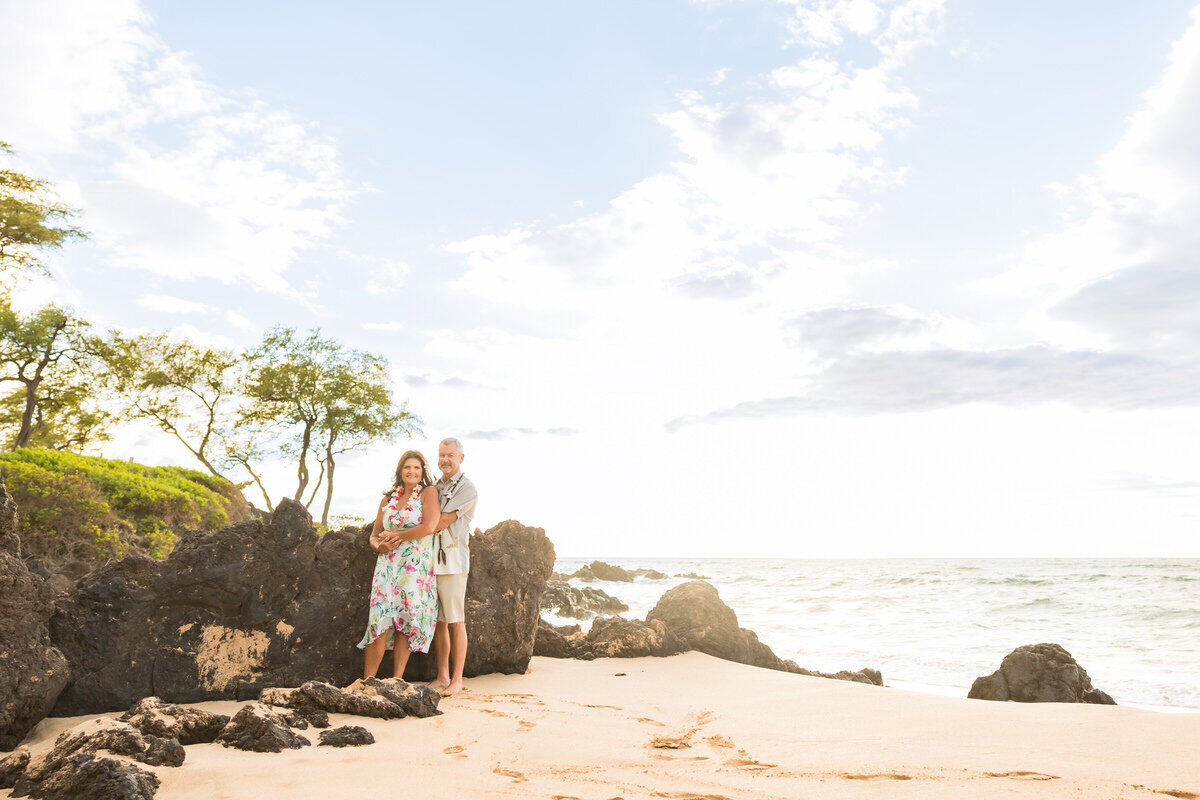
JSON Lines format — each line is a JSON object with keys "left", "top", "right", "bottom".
{"left": 215, "top": 704, "right": 310, "bottom": 753}
{"left": 403, "top": 520, "right": 556, "bottom": 681}
{"left": 50, "top": 500, "right": 553, "bottom": 715}
{"left": 318, "top": 726, "right": 374, "bottom": 747}
{"left": 119, "top": 697, "right": 229, "bottom": 745}
{"left": 570, "top": 561, "right": 634, "bottom": 582}
{"left": 0, "top": 477, "right": 71, "bottom": 749}
{"left": 583, "top": 615, "right": 683, "bottom": 658}
{"left": 260, "top": 678, "right": 440, "bottom": 720}
{"left": 541, "top": 580, "right": 628, "bottom": 619}
{"left": 968, "top": 643, "right": 1116, "bottom": 704}
{"left": 18, "top": 753, "right": 160, "bottom": 800}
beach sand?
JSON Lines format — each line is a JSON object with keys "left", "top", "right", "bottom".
{"left": 9, "top": 652, "right": 1200, "bottom": 799}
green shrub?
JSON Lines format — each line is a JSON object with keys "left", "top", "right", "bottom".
{"left": 0, "top": 448, "right": 252, "bottom": 579}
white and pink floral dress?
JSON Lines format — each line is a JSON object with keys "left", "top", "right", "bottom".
{"left": 356, "top": 488, "right": 438, "bottom": 653}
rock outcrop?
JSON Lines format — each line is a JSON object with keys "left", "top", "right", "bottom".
{"left": 48, "top": 502, "right": 553, "bottom": 716}
{"left": 215, "top": 704, "right": 311, "bottom": 752}
{"left": 318, "top": 726, "right": 374, "bottom": 747}
{"left": 541, "top": 580, "right": 628, "bottom": 619}
{"left": 119, "top": 697, "right": 229, "bottom": 745}
{"left": 404, "top": 520, "right": 555, "bottom": 681}
{"left": 10, "top": 717, "right": 181, "bottom": 798}
{"left": 260, "top": 678, "right": 440, "bottom": 720}
{"left": 968, "top": 643, "right": 1116, "bottom": 704}
{"left": 0, "top": 477, "right": 71, "bottom": 750}
{"left": 568, "top": 561, "right": 668, "bottom": 582}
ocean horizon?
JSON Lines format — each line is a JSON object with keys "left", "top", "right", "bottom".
{"left": 547, "top": 556, "right": 1200, "bottom": 712}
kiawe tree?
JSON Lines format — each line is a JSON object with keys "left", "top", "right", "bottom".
{"left": 244, "top": 326, "right": 419, "bottom": 524}
{"left": 0, "top": 299, "right": 109, "bottom": 450}
{"left": 0, "top": 141, "right": 85, "bottom": 275}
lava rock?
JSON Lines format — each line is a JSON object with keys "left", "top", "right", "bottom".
{"left": 317, "top": 726, "right": 374, "bottom": 747}
{"left": 631, "top": 568, "right": 668, "bottom": 580}
{"left": 260, "top": 677, "right": 440, "bottom": 720}
{"left": 570, "top": 561, "right": 633, "bottom": 582}
{"left": 285, "top": 706, "right": 330, "bottom": 729}
{"left": 968, "top": 643, "right": 1116, "bottom": 704}
{"left": 584, "top": 616, "right": 683, "bottom": 658}
{"left": 646, "top": 581, "right": 791, "bottom": 670}
{"left": 541, "top": 580, "right": 628, "bottom": 619}
{"left": 404, "top": 520, "right": 556, "bottom": 681}
{"left": 0, "top": 478, "right": 71, "bottom": 748}
{"left": 0, "top": 747, "right": 29, "bottom": 789}
{"left": 215, "top": 704, "right": 310, "bottom": 753}
{"left": 532, "top": 620, "right": 585, "bottom": 659}
{"left": 18, "top": 753, "right": 160, "bottom": 800}
{"left": 119, "top": 697, "right": 229, "bottom": 745}
{"left": 790, "top": 665, "right": 884, "bottom": 686}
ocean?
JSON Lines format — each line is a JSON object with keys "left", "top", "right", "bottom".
{"left": 546, "top": 557, "right": 1200, "bottom": 712}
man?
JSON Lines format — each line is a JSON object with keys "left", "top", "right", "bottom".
{"left": 430, "top": 437, "right": 477, "bottom": 696}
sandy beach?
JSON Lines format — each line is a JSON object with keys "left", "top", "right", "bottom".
{"left": 9, "top": 652, "right": 1199, "bottom": 800}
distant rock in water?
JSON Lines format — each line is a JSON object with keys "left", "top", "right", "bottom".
{"left": 968, "top": 643, "right": 1116, "bottom": 704}
{"left": 542, "top": 580, "right": 629, "bottom": 619}
{"left": 0, "top": 477, "right": 71, "bottom": 749}
{"left": 675, "top": 572, "right": 710, "bottom": 580}
{"left": 48, "top": 501, "right": 554, "bottom": 717}
{"left": 568, "top": 561, "right": 669, "bottom": 582}
{"left": 534, "top": 579, "right": 882, "bottom": 687}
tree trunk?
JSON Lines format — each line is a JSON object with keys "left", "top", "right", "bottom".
{"left": 292, "top": 421, "right": 312, "bottom": 502}
{"left": 321, "top": 449, "right": 336, "bottom": 527}
{"left": 303, "top": 460, "right": 325, "bottom": 509}
{"left": 13, "top": 380, "right": 38, "bottom": 449}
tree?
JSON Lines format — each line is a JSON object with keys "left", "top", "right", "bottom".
{"left": 0, "top": 141, "right": 85, "bottom": 275}
{"left": 244, "top": 327, "right": 419, "bottom": 524}
{"left": 0, "top": 299, "right": 109, "bottom": 450}
{"left": 106, "top": 333, "right": 240, "bottom": 478}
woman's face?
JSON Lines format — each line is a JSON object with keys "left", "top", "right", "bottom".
{"left": 399, "top": 457, "right": 424, "bottom": 487}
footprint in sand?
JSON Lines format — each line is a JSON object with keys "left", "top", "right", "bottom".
{"left": 443, "top": 745, "right": 466, "bottom": 756}
{"left": 518, "top": 719, "right": 536, "bottom": 731}
{"left": 704, "top": 735, "right": 734, "bottom": 749}
{"left": 984, "top": 771, "right": 1060, "bottom": 781}
{"left": 839, "top": 772, "right": 914, "bottom": 781}
{"left": 492, "top": 766, "right": 527, "bottom": 783}
{"left": 723, "top": 757, "right": 778, "bottom": 770}
{"left": 636, "top": 717, "right": 666, "bottom": 727}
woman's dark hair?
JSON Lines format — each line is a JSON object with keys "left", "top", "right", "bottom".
{"left": 388, "top": 450, "right": 435, "bottom": 494}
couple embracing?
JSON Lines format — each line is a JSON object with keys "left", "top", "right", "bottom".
{"left": 357, "top": 437, "right": 478, "bottom": 696}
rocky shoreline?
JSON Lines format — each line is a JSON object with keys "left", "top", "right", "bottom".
{"left": 0, "top": 476, "right": 1117, "bottom": 766}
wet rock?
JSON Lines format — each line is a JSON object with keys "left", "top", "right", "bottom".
{"left": 541, "top": 580, "right": 628, "bottom": 619}
{"left": 790, "top": 665, "right": 884, "bottom": 686}
{"left": 405, "top": 520, "right": 556, "bottom": 681}
{"left": 570, "top": 561, "right": 633, "bottom": 582}
{"left": 631, "top": 568, "right": 668, "bottom": 580}
{"left": 0, "top": 747, "right": 29, "bottom": 789}
{"left": 584, "top": 616, "right": 683, "bottom": 658}
{"left": 532, "top": 620, "right": 585, "bottom": 659}
{"left": 119, "top": 696, "right": 229, "bottom": 745}
{"left": 318, "top": 726, "right": 374, "bottom": 747}
{"left": 968, "top": 643, "right": 1116, "bottom": 704}
{"left": 674, "top": 572, "right": 710, "bottom": 580}
{"left": 0, "top": 478, "right": 71, "bottom": 748}
{"left": 215, "top": 704, "right": 310, "bottom": 753}
{"left": 18, "top": 753, "right": 160, "bottom": 800}
{"left": 260, "top": 677, "right": 440, "bottom": 720}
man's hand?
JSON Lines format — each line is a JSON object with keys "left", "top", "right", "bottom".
{"left": 433, "top": 510, "right": 458, "bottom": 532}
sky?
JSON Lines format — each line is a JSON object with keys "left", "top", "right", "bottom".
{"left": 2, "top": 0, "right": 1199, "bottom": 558}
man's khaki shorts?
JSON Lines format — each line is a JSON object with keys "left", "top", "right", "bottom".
{"left": 436, "top": 573, "right": 467, "bottom": 624}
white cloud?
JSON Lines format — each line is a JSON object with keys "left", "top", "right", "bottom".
{"left": 0, "top": 0, "right": 354, "bottom": 291}
{"left": 363, "top": 261, "right": 410, "bottom": 296}
{"left": 362, "top": 321, "right": 405, "bottom": 331}
{"left": 136, "top": 293, "right": 212, "bottom": 314}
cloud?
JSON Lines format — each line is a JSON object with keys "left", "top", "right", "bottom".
{"left": 666, "top": 345, "right": 1200, "bottom": 430}
{"left": 784, "top": 305, "right": 939, "bottom": 356}
{"left": 363, "top": 322, "right": 405, "bottom": 332}
{"left": 403, "top": 373, "right": 486, "bottom": 390}
{"left": 135, "top": 293, "right": 212, "bottom": 314}
{"left": 0, "top": 0, "right": 353, "bottom": 291}
{"left": 363, "top": 261, "right": 410, "bottom": 296}
{"left": 463, "top": 427, "right": 578, "bottom": 441}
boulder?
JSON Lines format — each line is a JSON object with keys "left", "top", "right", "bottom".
{"left": 0, "top": 747, "right": 30, "bottom": 789}
{"left": 18, "top": 753, "right": 160, "bottom": 800}
{"left": 0, "top": 478, "right": 71, "bottom": 749}
{"left": 790, "top": 665, "right": 883, "bottom": 686}
{"left": 532, "top": 620, "right": 585, "bottom": 659}
{"left": 318, "top": 726, "right": 374, "bottom": 747}
{"left": 968, "top": 643, "right": 1116, "bottom": 704}
{"left": 51, "top": 501, "right": 551, "bottom": 714}
{"left": 583, "top": 616, "right": 682, "bottom": 659}
{"left": 541, "top": 580, "right": 628, "bottom": 619}
{"left": 404, "top": 520, "right": 556, "bottom": 681}
{"left": 571, "top": 561, "right": 633, "bottom": 582}
{"left": 260, "top": 678, "right": 440, "bottom": 720}
{"left": 631, "top": 568, "right": 668, "bottom": 580}
{"left": 119, "top": 697, "right": 229, "bottom": 745}
{"left": 215, "top": 703, "right": 310, "bottom": 753}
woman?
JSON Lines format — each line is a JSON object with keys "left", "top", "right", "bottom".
{"left": 357, "top": 450, "right": 441, "bottom": 680}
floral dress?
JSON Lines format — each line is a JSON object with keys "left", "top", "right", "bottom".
{"left": 356, "top": 488, "right": 438, "bottom": 653}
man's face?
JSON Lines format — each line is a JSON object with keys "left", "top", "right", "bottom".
{"left": 438, "top": 444, "right": 463, "bottom": 478}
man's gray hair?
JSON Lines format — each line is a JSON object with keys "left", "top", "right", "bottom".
{"left": 440, "top": 437, "right": 464, "bottom": 453}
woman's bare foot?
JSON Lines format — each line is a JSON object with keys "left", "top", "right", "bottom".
{"left": 442, "top": 678, "right": 464, "bottom": 696}
{"left": 429, "top": 679, "right": 449, "bottom": 692}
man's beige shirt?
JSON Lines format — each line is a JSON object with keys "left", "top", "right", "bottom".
{"left": 434, "top": 471, "right": 477, "bottom": 576}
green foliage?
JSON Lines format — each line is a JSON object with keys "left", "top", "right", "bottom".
{"left": 0, "top": 140, "right": 86, "bottom": 275}
{"left": 0, "top": 447, "right": 252, "bottom": 579}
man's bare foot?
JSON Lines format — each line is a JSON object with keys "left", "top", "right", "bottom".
{"left": 442, "top": 678, "right": 464, "bottom": 697}
{"left": 429, "top": 679, "right": 450, "bottom": 692}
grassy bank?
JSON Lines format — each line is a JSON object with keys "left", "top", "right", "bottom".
{"left": 0, "top": 448, "right": 252, "bottom": 584}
